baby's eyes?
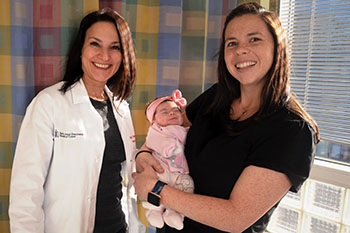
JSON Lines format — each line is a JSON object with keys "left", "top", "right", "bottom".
{"left": 160, "top": 108, "right": 181, "bottom": 115}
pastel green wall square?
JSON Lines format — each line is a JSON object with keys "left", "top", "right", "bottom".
{"left": 61, "top": 27, "right": 78, "bottom": 56}
{"left": 134, "top": 32, "right": 158, "bottom": 59}
{"left": 123, "top": 3, "right": 137, "bottom": 33}
{"left": 0, "top": 26, "right": 10, "bottom": 55}
{"left": 179, "top": 84, "right": 203, "bottom": 104}
{"left": 181, "top": 36, "right": 204, "bottom": 61}
{"left": 60, "top": 0, "right": 84, "bottom": 27}
{"left": 0, "top": 195, "right": 9, "bottom": 220}
{"left": 0, "top": 143, "right": 12, "bottom": 169}
{"left": 131, "top": 84, "right": 156, "bottom": 110}
{"left": 183, "top": 0, "right": 206, "bottom": 11}
{"left": 0, "top": 86, "right": 11, "bottom": 114}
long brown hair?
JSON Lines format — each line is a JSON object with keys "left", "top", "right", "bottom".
{"left": 60, "top": 8, "right": 136, "bottom": 101}
{"left": 210, "top": 2, "right": 319, "bottom": 140}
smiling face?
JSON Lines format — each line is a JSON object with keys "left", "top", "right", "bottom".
{"left": 224, "top": 14, "right": 274, "bottom": 89}
{"left": 153, "top": 101, "right": 183, "bottom": 127}
{"left": 81, "top": 21, "right": 122, "bottom": 86}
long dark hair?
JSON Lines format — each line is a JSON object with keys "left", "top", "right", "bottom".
{"left": 209, "top": 2, "right": 319, "bottom": 140}
{"left": 60, "top": 8, "right": 136, "bottom": 101}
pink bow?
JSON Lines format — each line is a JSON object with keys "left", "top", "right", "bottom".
{"left": 146, "top": 89, "right": 187, "bottom": 123}
{"left": 171, "top": 90, "right": 187, "bottom": 109}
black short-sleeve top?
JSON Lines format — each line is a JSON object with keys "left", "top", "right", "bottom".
{"left": 182, "top": 84, "right": 317, "bottom": 233}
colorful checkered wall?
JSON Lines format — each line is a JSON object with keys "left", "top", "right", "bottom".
{"left": 0, "top": 1, "right": 99, "bottom": 232}
{"left": 0, "top": 1, "right": 278, "bottom": 232}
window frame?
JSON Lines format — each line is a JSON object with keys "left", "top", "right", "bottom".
{"left": 279, "top": 0, "right": 350, "bottom": 189}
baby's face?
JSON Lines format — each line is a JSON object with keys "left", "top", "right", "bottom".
{"left": 153, "top": 101, "right": 183, "bottom": 127}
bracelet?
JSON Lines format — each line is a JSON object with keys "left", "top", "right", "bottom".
{"left": 135, "top": 150, "right": 152, "bottom": 160}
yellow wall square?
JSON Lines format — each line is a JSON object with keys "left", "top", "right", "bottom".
{"left": 0, "top": 1, "right": 10, "bottom": 25}
{"left": 136, "top": 59, "right": 157, "bottom": 85}
{"left": 0, "top": 221, "right": 10, "bottom": 233}
{"left": 0, "top": 114, "right": 12, "bottom": 142}
{"left": 131, "top": 109, "right": 149, "bottom": 136}
{"left": 0, "top": 56, "right": 11, "bottom": 85}
{"left": 136, "top": 5, "right": 159, "bottom": 33}
{"left": 84, "top": 0, "right": 99, "bottom": 14}
{"left": 0, "top": 169, "right": 11, "bottom": 195}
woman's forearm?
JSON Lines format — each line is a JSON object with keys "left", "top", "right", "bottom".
{"left": 159, "top": 166, "right": 291, "bottom": 232}
{"left": 160, "top": 185, "right": 242, "bottom": 232}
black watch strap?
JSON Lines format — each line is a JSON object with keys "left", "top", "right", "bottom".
{"left": 152, "top": 180, "right": 167, "bottom": 195}
{"left": 147, "top": 181, "right": 167, "bottom": 207}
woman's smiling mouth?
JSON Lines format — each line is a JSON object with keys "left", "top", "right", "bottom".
{"left": 93, "top": 62, "right": 110, "bottom": 69}
{"left": 235, "top": 61, "right": 257, "bottom": 69}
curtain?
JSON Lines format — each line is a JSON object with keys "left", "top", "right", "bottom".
{"left": 0, "top": 1, "right": 278, "bottom": 232}
{"left": 280, "top": 0, "right": 350, "bottom": 145}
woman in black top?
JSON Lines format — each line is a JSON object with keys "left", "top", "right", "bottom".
{"left": 133, "top": 2, "right": 319, "bottom": 233}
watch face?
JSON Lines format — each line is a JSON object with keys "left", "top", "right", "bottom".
{"left": 147, "top": 192, "right": 161, "bottom": 207}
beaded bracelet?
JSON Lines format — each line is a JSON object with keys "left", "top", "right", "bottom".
{"left": 135, "top": 150, "right": 152, "bottom": 160}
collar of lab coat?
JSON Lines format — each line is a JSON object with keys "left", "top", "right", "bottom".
{"left": 70, "top": 79, "right": 128, "bottom": 118}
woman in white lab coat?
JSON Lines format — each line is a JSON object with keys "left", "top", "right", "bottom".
{"left": 9, "top": 8, "right": 144, "bottom": 233}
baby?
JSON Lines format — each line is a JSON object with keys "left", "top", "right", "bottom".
{"left": 142, "top": 90, "right": 194, "bottom": 230}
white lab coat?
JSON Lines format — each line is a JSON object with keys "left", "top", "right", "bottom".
{"left": 9, "top": 79, "right": 145, "bottom": 233}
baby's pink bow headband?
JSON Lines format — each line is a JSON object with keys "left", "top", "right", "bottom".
{"left": 146, "top": 90, "right": 187, "bottom": 123}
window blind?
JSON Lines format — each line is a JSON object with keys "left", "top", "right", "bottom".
{"left": 279, "top": 0, "right": 350, "bottom": 145}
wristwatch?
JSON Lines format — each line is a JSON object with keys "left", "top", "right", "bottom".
{"left": 147, "top": 180, "right": 167, "bottom": 207}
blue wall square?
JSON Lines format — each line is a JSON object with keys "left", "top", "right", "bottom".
{"left": 157, "top": 33, "right": 181, "bottom": 60}
{"left": 10, "top": 26, "right": 33, "bottom": 56}
{"left": 11, "top": 85, "right": 35, "bottom": 115}
{"left": 156, "top": 85, "right": 178, "bottom": 98}
{"left": 209, "top": 0, "right": 223, "bottom": 15}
